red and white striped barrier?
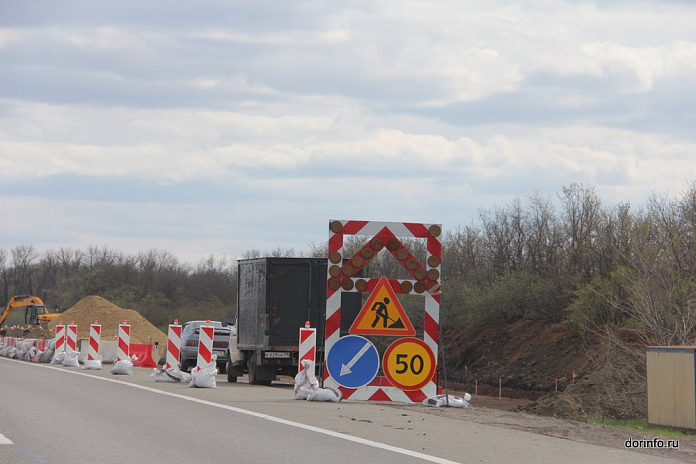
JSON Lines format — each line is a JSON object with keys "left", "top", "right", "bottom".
{"left": 88, "top": 322, "right": 101, "bottom": 361}
{"left": 299, "top": 322, "right": 316, "bottom": 376}
{"left": 195, "top": 320, "right": 214, "bottom": 371}
{"left": 117, "top": 321, "right": 131, "bottom": 362}
{"left": 66, "top": 323, "right": 78, "bottom": 353}
{"left": 166, "top": 319, "right": 182, "bottom": 370}
{"left": 55, "top": 323, "right": 66, "bottom": 353}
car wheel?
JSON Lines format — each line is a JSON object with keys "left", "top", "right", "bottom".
{"left": 180, "top": 356, "right": 188, "bottom": 373}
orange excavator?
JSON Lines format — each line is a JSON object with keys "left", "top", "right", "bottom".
{"left": 0, "top": 295, "right": 60, "bottom": 335}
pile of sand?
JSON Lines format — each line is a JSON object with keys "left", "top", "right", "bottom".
{"left": 47, "top": 296, "right": 167, "bottom": 347}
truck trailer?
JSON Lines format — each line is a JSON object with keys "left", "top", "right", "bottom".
{"left": 226, "top": 257, "right": 361, "bottom": 384}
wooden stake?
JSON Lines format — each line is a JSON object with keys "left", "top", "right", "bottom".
{"left": 555, "top": 378, "right": 558, "bottom": 391}
{"left": 475, "top": 379, "right": 478, "bottom": 398}
{"left": 499, "top": 378, "right": 502, "bottom": 400}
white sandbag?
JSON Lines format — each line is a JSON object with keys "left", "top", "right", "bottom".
{"left": 294, "top": 360, "right": 319, "bottom": 400}
{"left": 63, "top": 351, "right": 80, "bottom": 367}
{"left": 307, "top": 387, "right": 343, "bottom": 402}
{"left": 189, "top": 359, "right": 217, "bottom": 389}
{"left": 18, "top": 339, "right": 35, "bottom": 350}
{"left": 50, "top": 351, "right": 65, "bottom": 364}
{"left": 422, "top": 393, "right": 471, "bottom": 408}
{"left": 39, "top": 348, "right": 54, "bottom": 363}
{"left": 82, "top": 356, "right": 102, "bottom": 370}
{"left": 47, "top": 338, "right": 56, "bottom": 350}
{"left": 25, "top": 346, "right": 42, "bottom": 362}
{"left": 6, "top": 347, "right": 18, "bottom": 359}
{"left": 110, "top": 358, "right": 134, "bottom": 375}
{"left": 153, "top": 364, "right": 191, "bottom": 383}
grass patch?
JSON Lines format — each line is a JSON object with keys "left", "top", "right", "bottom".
{"left": 588, "top": 417, "right": 695, "bottom": 438}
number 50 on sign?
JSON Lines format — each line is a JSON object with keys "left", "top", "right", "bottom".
{"left": 382, "top": 337, "right": 436, "bottom": 391}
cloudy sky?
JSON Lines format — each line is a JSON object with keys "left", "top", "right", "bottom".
{"left": 1, "top": 1, "right": 695, "bottom": 263}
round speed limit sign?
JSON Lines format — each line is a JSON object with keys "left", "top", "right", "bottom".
{"left": 382, "top": 337, "right": 436, "bottom": 391}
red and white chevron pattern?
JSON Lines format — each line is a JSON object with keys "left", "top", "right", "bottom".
{"left": 66, "top": 323, "right": 78, "bottom": 353}
{"left": 55, "top": 324, "right": 66, "bottom": 354}
{"left": 166, "top": 321, "right": 182, "bottom": 370}
{"left": 299, "top": 326, "right": 317, "bottom": 375}
{"left": 88, "top": 323, "right": 101, "bottom": 361}
{"left": 117, "top": 322, "right": 131, "bottom": 362}
{"left": 196, "top": 322, "right": 214, "bottom": 370}
{"left": 325, "top": 220, "right": 442, "bottom": 403}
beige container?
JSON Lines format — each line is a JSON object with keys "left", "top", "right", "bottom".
{"left": 647, "top": 346, "right": 696, "bottom": 430}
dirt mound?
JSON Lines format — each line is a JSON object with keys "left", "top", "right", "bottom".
{"left": 521, "top": 329, "right": 647, "bottom": 421}
{"left": 47, "top": 296, "right": 167, "bottom": 347}
{"left": 443, "top": 319, "right": 594, "bottom": 400}
{"left": 443, "top": 319, "right": 647, "bottom": 421}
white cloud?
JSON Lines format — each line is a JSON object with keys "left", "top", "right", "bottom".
{"left": 2, "top": 1, "right": 696, "bottom": 260}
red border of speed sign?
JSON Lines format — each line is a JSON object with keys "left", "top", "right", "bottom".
{"left": 382, "top": 337, "right": 436, "bottom": 391}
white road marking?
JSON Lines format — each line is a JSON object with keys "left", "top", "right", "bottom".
{"left": 0, "top": 434, "right": 14, "bottom": 445}
{"left": 3, "top": 358, "right": 456, "bottom": 464}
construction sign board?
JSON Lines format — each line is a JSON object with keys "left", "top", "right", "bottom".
{"left": 349, "top": 276, "right": 415, "bottom": 336}
{"left": 324, "top": 219, "right": 442, "bottom": 403}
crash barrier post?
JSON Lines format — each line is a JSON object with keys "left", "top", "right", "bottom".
{"left": 195, "top": 320, "right": 214, "bottom": 371}
{"left": 55, "top": 323, "right": 66, "bottom": 354}
{"left": 166, "top": 319, "right": 182, "bottom": 370}
{"left": 88, "top": 322, "right": 101, "bottom": 361}
{"left": 299, "top": 321, "right": 316, "bottom": 376}
{"left": 117, "top": 321, "right": 130, "bottom": 362}
{"left": 66, "top": 322, "right": 78, "bottom": 353}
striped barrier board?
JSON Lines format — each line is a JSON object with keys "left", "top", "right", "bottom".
{"left": 55, "top": 324, "right": 66, "bottom": 354}
{"left": 88, "top": 323, "right": 101, "bottom": 361}
{"left": 66, "top": 323, "right": 78, "bottom": 353}
{"left": 299, "top": 324, "right": 316, "bottom": 376}
{"left": 324, "top": 220, "right": 442, "bottom": 403}
{"left": 166, "top": 320, "right": 182, "bottom": 370}
{"left": 117, "top": 322, "right": 131, "bottom": 362}
{"left": 196, "top": 321, "right": 214, "bottom": 371}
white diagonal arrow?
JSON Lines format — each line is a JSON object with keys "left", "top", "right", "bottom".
{"left": 340, "top": 341, "right": 372, "bottom": 376}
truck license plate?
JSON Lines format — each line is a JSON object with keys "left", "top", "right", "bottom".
{"left": 265, "top": 352, "right": 290, "bottom": 359}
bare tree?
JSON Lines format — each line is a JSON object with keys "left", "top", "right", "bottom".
{"left": 11, "top": 245, "right": 40, "bottom": 294}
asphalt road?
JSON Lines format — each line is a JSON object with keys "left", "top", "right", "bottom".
{"left": 0, "top": 358, "right": 685, "bottom": 464}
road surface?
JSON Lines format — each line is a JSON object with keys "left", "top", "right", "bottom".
{"left": 0, "top": 358, "right": 685, "bottom": 463}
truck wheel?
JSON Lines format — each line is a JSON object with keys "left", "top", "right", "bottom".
{"left": 180, "top": 357, "right": 188, "bottom": 373}
{"left": 248, "top": 356, "right": 259, "bottom": 385}
{"left": 227, "top": 361, "right": 237, "bottom": 383}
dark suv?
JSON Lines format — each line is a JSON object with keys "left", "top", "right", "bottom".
{"left": 179, "top": 320, "right": 230, "bottom": 373}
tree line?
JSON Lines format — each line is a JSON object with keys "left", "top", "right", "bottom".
{"left": 2, "top": 182, "right": 695, "bottom": 347}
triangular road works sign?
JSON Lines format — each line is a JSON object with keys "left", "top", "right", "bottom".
{"left": 349, "top": 276, "right": 416, "bottom": 336}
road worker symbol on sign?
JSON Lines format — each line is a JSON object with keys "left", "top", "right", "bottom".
{"left": 349, "top": 276, "right": 415, "bottom": 336}
{"left": 370, "top": 298, "right": 405, "bottom": 329}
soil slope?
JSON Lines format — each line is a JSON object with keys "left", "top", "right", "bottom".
{"left": 442, "top": 319, "right": 645, "bottom": 420}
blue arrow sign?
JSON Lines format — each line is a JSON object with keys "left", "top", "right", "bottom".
{"left": 326, "top": 335, "right": 380, "bottom": 389}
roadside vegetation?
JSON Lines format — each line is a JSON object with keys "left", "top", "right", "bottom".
{"left": 2, "top": 181, "right": 696, "bottom": 353}
{"left": 588, "top": 417, "right": 695, "bottom": 439}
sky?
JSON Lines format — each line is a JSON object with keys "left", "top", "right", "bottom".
{"left": 1, "top": 0, "right": 695, "bottom": 264}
